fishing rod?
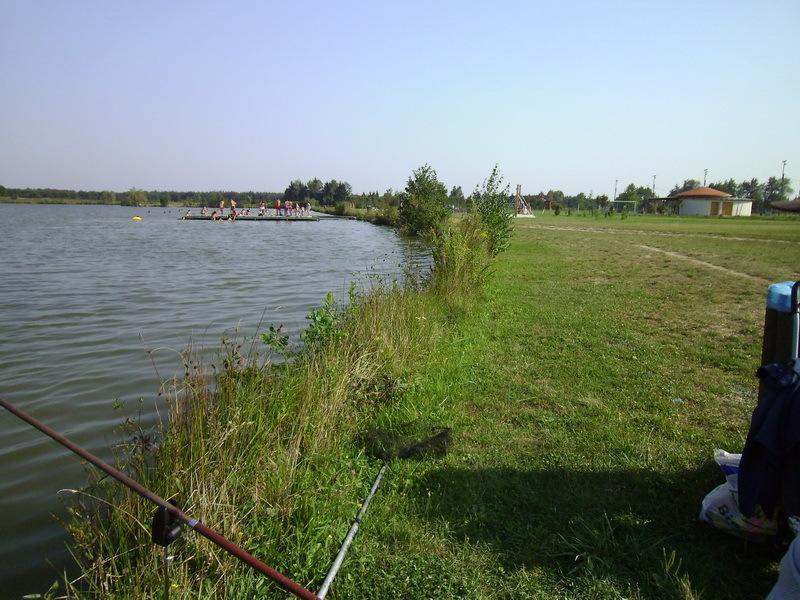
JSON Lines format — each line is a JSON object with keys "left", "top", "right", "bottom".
{"left": 0, "top": 397, "right": 320, "bottom": 600}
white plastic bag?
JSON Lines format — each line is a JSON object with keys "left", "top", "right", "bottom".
{"left": 698, "top": 449, "right": 776, "bottom": 540}
{"left": 712, "top": 449, "right": 741, "bottom": 490}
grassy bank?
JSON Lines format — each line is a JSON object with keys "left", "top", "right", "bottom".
{"left": 59, "top": 216, "right": 488, "bottom": 598}
{"left": 60, "top": 215, "right": 798, "bottom": 599}
{"left": 313, "top": 204, "right": 399, "bottom": 227}
{"left": 327, "top": 216, "right": 799, "bottom": 599}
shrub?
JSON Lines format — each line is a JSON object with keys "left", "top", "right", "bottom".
{"left": 374, "top": 205, "right": 399, "bottom": 227}
{"left": 398, "top": 164, "right": 450, "bottom": 237}
{"left": 302, "top": 292, "right": 345, "bottom": 347}
{"left": 470, "top": 165, "right": 514, "bottom": 256}
{"left": 429, "top": 216, "right": 491, "bottom": 305}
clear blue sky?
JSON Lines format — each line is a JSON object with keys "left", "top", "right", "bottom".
{"left": 1, "top": 0, "right": 798, "bottom": 196}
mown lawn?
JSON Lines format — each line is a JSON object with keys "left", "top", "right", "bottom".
{"left": 330, "top": 215, "right": 800, "bottom": 599}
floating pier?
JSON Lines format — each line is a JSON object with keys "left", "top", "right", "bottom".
{"left": 182, "top": 214, "right": 320, "bottom": 222}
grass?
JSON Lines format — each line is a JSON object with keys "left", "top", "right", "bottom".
{"left": 59, "top": 214, "right": 798, "bottom": 599}
{"left": 330, "top": 216, "right": 798, "bottom": 599}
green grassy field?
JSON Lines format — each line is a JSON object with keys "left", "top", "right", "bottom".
{"left": 64, "top": 214, "right": 799, "bottom": 599}
{"left": 328, "top": 215, "right": 799, "bottom": 599}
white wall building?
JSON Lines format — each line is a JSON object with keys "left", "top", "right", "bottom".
{"left": 673, "top": 187, "right": 752, "bottom": 217}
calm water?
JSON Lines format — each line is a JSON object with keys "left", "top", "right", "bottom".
{"left": 0, "top": 204, "right": 424, "bottom": 596}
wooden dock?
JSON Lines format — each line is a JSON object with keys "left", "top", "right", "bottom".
{"left": 182, "top": 214, "right": 320, "bottom": 222}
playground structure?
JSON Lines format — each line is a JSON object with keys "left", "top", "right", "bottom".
{"left": 514, "top": 184, "right": 534, "bottom": 217}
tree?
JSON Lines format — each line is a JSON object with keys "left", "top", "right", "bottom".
{"left": 449, "top": 185, "right": 465, "bottom": 209}
{"left": 617, "top": 183, "right": 640, "bottom": 209}
{"left": 764, "top": 176, "right": 794, "bottom": 208}
{"left": 99, "top": 190, "right": 116, "bottom": 204}
{"left": 321, "top": 180, "right": 339, "bottom": 206}
{"left": 668, "top": 179, "right": 701, "bottom": 196}
{"left": 709, "top": 178, "right": 738, "bottom": 195}
{"left": 596, "top": 194, "right": 610, "bottom": 211}
{"left": 737, "top": 178, "right": 765, "bottom": 212}
{"left": 306, "top": 178, "right": 323, "bottom": 202}
{"left": 398, "top": 164, "right": 450, "bottom": 236}
{"left": 546, "top": 189, "right": 565, "bottom": 206}
{"left": 284, "top": 179, "right": 307, "bottom": 202}
{"left": 470, "top": 165, "right": 513, "bottom": 256}
{"left": 334, "top": 182, "right": 352, "bottom": 204}
{"left": 122, "top": 188, "right": 146, "bottom": 206}
{"left": 383, "top": 188, "right": 400, "bottom": 207}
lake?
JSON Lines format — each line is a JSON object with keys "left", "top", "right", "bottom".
{"left": 0, "top": 203, "right": 424, "bottom": 596}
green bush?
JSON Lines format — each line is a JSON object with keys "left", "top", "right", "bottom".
{"left": 398, "top": 164, "right": 450, "bottom": 237}
{"left": 470, "top": 165, "right": 514, "bottom": 256}
{"left": 373, "top": 205, "right": 399, "bottom": 227}
{"left": 430, "top": 216, "right": 491, "bottom": 305}
{"left": 302, "top": 292, "right": 345, "bottom": 347}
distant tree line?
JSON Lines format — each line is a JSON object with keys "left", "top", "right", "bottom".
{"left": 2, "top": 173, "right": 794, "bottom": 213}
{"left": 0, "top": 185, "right": 284, "bottom": 207}
{"left": 282, "top": 177, "right": 469, "bottom": 213}
{"left": 516, "top": 175, "right": 795, "bottom": 215}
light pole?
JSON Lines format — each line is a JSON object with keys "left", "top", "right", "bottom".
{"left": 652, "top": 175, "right": 656, "bottom": 196}
{"left": 613, "top": 180, "right": 618, "bottom": 214}
{"left": 703, "top": 169, "right": 708, "bottom": 186}
{"left": 781, "top": 160, "right": 788, "bottom": 202}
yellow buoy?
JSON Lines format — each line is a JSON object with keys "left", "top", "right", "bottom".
{"left": 131, "top": 216, "right": 143, "bottom": 221}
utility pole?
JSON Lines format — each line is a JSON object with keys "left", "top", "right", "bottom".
{"left": 781, "top": 160, "right": 788, "bottom": 202}
{"left": 613, "top": 179, "right": 618, "bottom": 201}
{"left": 652, "top": 175, "right": 656, "bottom": 196}
{"left": 703, "top": 169, "right": 708, "bottom": 186}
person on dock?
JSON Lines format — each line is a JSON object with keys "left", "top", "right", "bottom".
{"left": 275, "top": 199, "right": 282, "bottom": 216}
{"left": 229, "top": 198, "right": 238, "bottom": 221}
{"left": 211, "top": 210, "right": 220, "bottom": 220}
{"left": 219, "top": 199, "right": 225, "bottom": 215}
{"left": 182, "top": 209, "right": 191, "bottom": 219}
{"left": 259, "top": 202, "right": 266, "bottom": 216}
{"left": 201, "top": 206, "right": 208, "bottom": 216}
{"left": 304, "top": 201, "right": 311, "bottom": 216}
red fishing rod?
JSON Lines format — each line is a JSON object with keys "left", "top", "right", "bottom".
{"left": 0, "top": 397, "right": 319, "bottom": 600}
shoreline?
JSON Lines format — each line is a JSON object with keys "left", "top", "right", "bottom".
{"left": 34, "top": 215, "right": 800, "bottom": 597}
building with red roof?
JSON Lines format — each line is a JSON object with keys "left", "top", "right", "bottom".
{"left": 670, "top": 186, "right": 752, "bottom": 217}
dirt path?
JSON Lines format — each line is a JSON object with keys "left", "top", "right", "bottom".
{"left": 636, "top": 244, "right": 769, "bottom": 282}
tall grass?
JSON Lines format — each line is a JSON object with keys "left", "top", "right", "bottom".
{"left": 58, "top": 219, "right": 489, "bottom": 598}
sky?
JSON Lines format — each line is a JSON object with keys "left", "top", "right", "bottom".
{"left": 1, "top": 0, "right": 798, "bottom": 196}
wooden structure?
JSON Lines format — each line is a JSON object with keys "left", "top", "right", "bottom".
{"left": 514, "top": 184, "right": 533, "bottom": 216}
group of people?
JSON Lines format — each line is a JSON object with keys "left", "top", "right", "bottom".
{"left": 271, "top": 199, "right": 311, "bottom": 217}
{"left": 183, "top": 199, "right": 313, "bottom": 221}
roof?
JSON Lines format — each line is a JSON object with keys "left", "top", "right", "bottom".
{"left": 672, "top": 186, "right": 731, "bottom": 199}
{"left": 770, "top": 199, "right": 800, "bottom": 213}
